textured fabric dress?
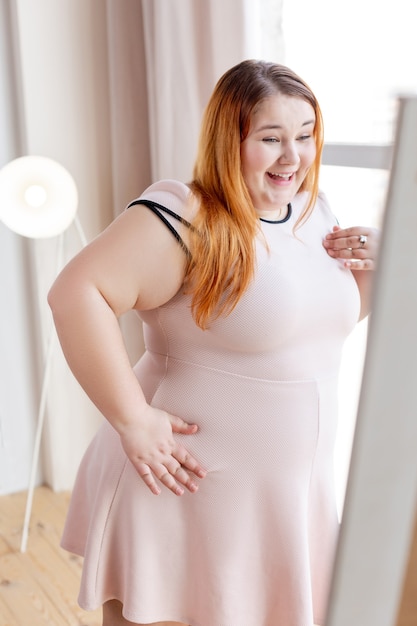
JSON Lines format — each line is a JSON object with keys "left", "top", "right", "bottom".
{"left": 61, "top": 179, "right": 360, "bottom": 626}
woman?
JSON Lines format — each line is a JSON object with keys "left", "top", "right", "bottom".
{"left": 48, "top": 60, "right": 379, "bottom": 626}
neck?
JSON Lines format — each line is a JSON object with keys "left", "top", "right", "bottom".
{"left": 259, "top": 203, "right": 292, "bottom": 224}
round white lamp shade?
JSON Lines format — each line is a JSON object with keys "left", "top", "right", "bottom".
{"left": 0, "top": 155, "right": 78, "bottom": 238}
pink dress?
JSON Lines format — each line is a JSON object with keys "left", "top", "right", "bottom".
{"left": 61, "top": 180, "right": 360, "bottom": 626}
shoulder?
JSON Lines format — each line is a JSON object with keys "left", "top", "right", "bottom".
{"left": 134, "top": 179, "right": 199, "bottom": 222}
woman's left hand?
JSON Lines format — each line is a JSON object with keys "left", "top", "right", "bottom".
{"left": 323, "top": 225, "right": 380, "bottom": 271}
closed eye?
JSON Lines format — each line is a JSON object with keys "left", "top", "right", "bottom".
{"left": 262, "top": 137, "right": 279, "bottom": 143}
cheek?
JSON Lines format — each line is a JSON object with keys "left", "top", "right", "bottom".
{"left": 302, "top": 145, "right": 316, "bottom": 169}
{"left": 241, "top": 146, "right": 268, "bottom": 177}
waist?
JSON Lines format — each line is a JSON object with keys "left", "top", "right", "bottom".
{"left": 136, "top": 347, "right": 342, "bottom": 384}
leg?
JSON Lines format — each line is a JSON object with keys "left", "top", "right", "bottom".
{"left": 103, "top": 599, "right": 189, "bottom": 626}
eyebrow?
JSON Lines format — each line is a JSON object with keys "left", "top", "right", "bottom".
{"left": 256, "top": 120, "right": 315, "bottom": 131}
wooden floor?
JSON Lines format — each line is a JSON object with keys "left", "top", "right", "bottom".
{"left": 0, "top": 486, "right": 416, "bottom": 626}
{"left": 0, "top": 486, "right": 101, "bottom": 626}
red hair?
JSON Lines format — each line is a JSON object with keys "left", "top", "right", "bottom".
{"left": 186, "top": 60, "right": 324, "bottom": 329}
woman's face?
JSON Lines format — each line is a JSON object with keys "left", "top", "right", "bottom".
{"left": 240, "top": 93, "right": 316, "bottom": 219}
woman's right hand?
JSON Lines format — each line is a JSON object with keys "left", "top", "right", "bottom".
{"left": 118, "top": 405, "right": 207, "bottom": 496}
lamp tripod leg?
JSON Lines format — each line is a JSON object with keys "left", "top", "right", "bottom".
{"left": 20, "top": 324, "right": 55, "bottom": 553}
{"left": 20, "top": 219, "right": 87, "bottom": 552}
{"left": 20, "top": 232, "right": 65, "bottom": 553}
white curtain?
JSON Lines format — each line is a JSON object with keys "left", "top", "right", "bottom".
{"left": 141, "top": 0, "right": 259, "bottom": 182}
{"left": 3, "top": 0, "right": 285, "bottom": 493}
{"left": 0, "top": 0, "right": 39, "bottom": 495}
{"left": 11, "top": 0, "right": 114, "bottom": 492}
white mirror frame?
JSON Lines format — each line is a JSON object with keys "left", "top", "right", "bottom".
{"left": 326, "top": 96, "right": 417, "bottom": 626}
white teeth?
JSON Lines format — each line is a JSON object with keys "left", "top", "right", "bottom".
{"left": 268, "top": 172, "right": 292, "bottom": 179}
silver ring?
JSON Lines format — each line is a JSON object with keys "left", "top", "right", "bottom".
{"left": 359, "top": 235, "right": 367, "bottom": 247}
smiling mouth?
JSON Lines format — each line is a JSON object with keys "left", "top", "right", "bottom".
{"left": 267, "top": 172, "right": 294, "bottom": 180}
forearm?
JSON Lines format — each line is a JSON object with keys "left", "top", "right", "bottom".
{"left": 48, "top": 284, "right": 147, "bottom": 433}
{"left": 323, "top": 224, "right": 379, "bottom": 321}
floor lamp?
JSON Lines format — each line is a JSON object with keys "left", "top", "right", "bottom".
{"left": 0, "top": 155, "right": 86, "bottom": 552}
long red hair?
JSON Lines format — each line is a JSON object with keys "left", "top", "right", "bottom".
{"left": 186, "top": 60, "right": 324, "bottom": 329}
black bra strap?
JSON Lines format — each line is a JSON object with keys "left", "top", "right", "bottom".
{"left": 127, "top": 198, "right": 193, "bottom": 257}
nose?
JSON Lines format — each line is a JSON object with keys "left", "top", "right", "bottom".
{"left": 278, "top": 141, "right": 300, "bottom": 165}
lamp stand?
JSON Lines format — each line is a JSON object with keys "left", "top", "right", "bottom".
{"left": 20, "top": 215, "right": 87, "bottom": 552}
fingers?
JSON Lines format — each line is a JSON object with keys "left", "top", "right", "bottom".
{"left": 344, "top": 258, "right": 375, "bottom": 271}
{"left": 323, "top": 226, "right": 379, "bottom": 270}
{"left": 326, "top": 225, "right": 365, "bottom": 240}
{"left": 140, "top": 462, "right": 189, "bottom": 497}
{"left": 176, "top": 446, "right": 207, "bottom": 481}
{"left": 324, "top": 231, "right": 368, "bottom": 252}
{"left": 137, "top": 463, "right": 164, "bottom": 495}
{"left": 326, "top": 244, "right": 369, "bottom": 260}
{"left": 170, "top": 414, "right": 199, "bottom": 434}
{"left": 137, "top": 461, "right": 202, "bottom": 497}
{"left": 136, "top": 446, "right": 207, "bottom": 497}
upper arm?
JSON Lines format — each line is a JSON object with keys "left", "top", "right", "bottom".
{"left": 350, "top": 269, "right": 374, "bottom": 321}
{"left": 49, "top": 204, "right": 189, "bottom": 317}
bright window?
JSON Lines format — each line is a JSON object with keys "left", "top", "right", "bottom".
{"left": 282, "top": 0, "right": 416, "bottom": 227}
{"left": 282, "top": 0, "right": 417, "bottom": 145}
{"left": 281, "top": 0, "right": 417, "bottom": 511}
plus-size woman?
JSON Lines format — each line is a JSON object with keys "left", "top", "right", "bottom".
{"left": 48, "top": 60, "right": 379, "bottom": 626}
